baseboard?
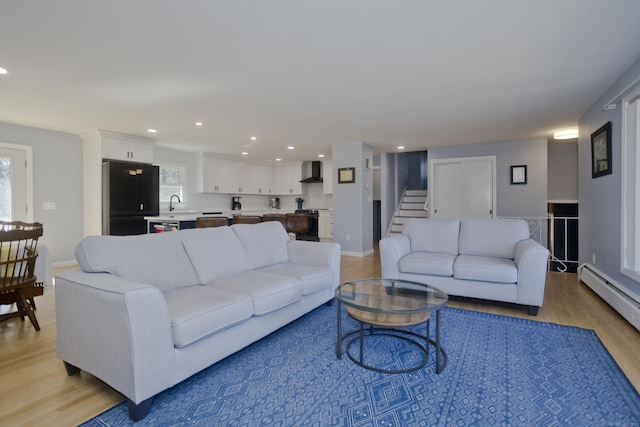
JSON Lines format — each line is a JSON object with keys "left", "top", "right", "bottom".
{"left": 578, "top": 263, "right": 640, "bottom": 331}
{"left": 341, "top": 249, "right": 375, "bottom": 257}
{"left": 53, "top": 260, "right": 79, "bottom": 269}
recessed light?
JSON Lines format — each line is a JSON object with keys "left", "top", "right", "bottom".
{"left": 397, "top": 146, "right": 405, "bottom": 150}
{"left": 251, "top": 136, "right": 257, "bottom": 141}
{"left": 276, "top": 158, "right": 282, "bottom": 161}
{"left": 147, "top": 129, "right": 157, "bottom": 133}
{"left": 0, "top": 67, "right": 7, "bottom": 75}
{"left": 241, "top": 152, "right": 248, "bottom": 155}
{"left": 553, "top": 129, "right": 578, "bottom": 140}
{"left": 287, "top": 146, "right": 294, "bottom": 150}
{"left": 195, "top": 122, "right": 203, "bottom": 126}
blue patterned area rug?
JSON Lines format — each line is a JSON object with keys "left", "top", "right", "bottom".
{"left": 83, "top": 305, "right": 640, "bottom": 426}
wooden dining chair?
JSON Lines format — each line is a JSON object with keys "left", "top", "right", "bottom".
{"left": 196, "top": 217, "right": 229, "bottom": 228}
{"left": 285, "top": 213, "right": 309, "bottom": 236}
{"left": 0, "top": 221, "right": 44, "bottom": 331}
{"left": 232, "top": 216, "right": 262, "bottom": 225}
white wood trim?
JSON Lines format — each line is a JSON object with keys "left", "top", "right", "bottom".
{"left": 0, "top": 141, "right": 34, "bottom": 222}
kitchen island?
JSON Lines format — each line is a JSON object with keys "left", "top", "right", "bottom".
{"left": 145, "top": 210, "right": 295, "bottom": 233}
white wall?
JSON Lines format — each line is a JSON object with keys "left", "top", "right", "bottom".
{"left": 578, "top": 55, "right": 640, "bottom": 299}
{"left": 0, "top": 121, "right": 83, "bottom": 264}
{"left": 548, "top": 139, "right": 578, "bottom": 201}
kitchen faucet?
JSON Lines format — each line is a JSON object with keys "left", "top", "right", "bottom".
{"left": 169, "top": 194, "right": 181, "bottom": 212}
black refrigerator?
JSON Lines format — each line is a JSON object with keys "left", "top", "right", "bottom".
{"left": 102, "top": 160, "right": 159, "bottom": 235}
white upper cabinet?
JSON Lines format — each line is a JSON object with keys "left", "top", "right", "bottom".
{"left": 227, "top": 160, "right": 252, "bottom": 194}
{"left": 274, "top": 163, "right": 304, "bottom": 195}
{"left": 100, "top": 131, "right": 155, "bottom": 163}
{"left": 196, "top": 154, "right": 229, "bottom": 193}
{"left": 251, "top": 164, "right": 275, "bottom": 194}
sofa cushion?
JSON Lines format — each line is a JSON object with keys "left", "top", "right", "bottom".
{"left": 164, "top": 286, "right": 254, "bottom": 348}
{"left": 402, "top": 219, "right": 460, "bottom": 255}
{"left": 74, "top": 232, "right": 200, "bottom": 292}
{"left": 257, "top": 263, "right": 333, "bottom": 295}
{"left": 232, "top": 222, "right": 290, "bottom": 269}
{"left": 459, "top": 219, "right": 530, "bottom": 259}
{"left": 453, "top": 254, "right": 518, "bottom": 283}
{"left": 399, "top": 252, "right": 456, "bottom": 277}
{"left": 180, "top": 226, "right": 251, "bottom": 283}
{"left": 209, "top": 271, "right": 303, "bottom": 315}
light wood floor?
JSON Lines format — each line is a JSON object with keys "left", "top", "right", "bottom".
{"left": 2, "top": 249, "right": 639, "bottom": 427}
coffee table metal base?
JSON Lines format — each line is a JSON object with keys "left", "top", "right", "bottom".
{"left": 336, "top": 301, "right": 447, "bottom": 374}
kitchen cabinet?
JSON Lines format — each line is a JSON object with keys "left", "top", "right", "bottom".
{"left": 101, "top": 131, "right": 155, "bottom": 163}
{"left": 196, "top": 154, "right": 229, "bottom": 193}
{"left": 227, "top": 160, "right": 252, "bottom": 194}
{"left": 322, "top": 160, "right": 333, "bottom": 194}
{"left": 251, "top": 164, "right": 275, "bottom": 194}
{"left": 274, "top": 163, "right": 304, "bottom": 195}
{"left": 318, "top": 210, "right": 334, "bottom": 239}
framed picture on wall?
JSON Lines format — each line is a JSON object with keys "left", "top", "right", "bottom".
{"left": 338, "top": 167, "right": 355, "bottom": 183}
{"left": 591, "top": 121, "right": 612, "bottom": 178}
{"left": 510, "top": 165, "right": 527, "bottom": 185}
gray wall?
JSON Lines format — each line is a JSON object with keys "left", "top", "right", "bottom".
{"left": 332, "top": 141, "right": 373, "bottom": 255}
{"left": 578, "top": 56, "right": 640, "bottom": 299}
{"left": 548, "top": 139, "right": 578, "bottom": 201}
{"left": 427, "top": 138, "right": 548, "bottom": 218}
{"left": 0, "top": 121, "right": 83, "bottom": 264}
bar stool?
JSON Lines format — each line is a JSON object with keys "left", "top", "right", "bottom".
{"left": 232, "top": 215, "right": 262, "bottom": 225}
{"left": 195, "top": 217, "right": 229, "bottom": 228}
{"left": 262, "top": 213, "right": 286, "bottom": 229}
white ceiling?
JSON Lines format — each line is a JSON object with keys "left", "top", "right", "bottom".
{"left": 2, "top": 1, "right": 640, "bottom": 164}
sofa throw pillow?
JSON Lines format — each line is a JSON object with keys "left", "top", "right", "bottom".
{"left": 180, "top": 226, "right": 251, "bottom": 283}
{"left": 458, "top": 218, "right": 530, "bottom": 259}
{"left": 74, "top": 232, "right": 201, "bottom": 292}
{"left": 402, "top": 218, "right": 460, "bottom": 255}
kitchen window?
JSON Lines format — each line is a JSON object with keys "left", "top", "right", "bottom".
{"left": 158, "top": 162, "right": 186, "bottom": 203}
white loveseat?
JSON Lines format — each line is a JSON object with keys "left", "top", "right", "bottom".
{"left": 55, "top": 221, "right": 340, "bottom": 421}
{"left": 380, "top": 218, "right": 549, "bottom": 315}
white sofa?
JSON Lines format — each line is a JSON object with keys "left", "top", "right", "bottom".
{"left": 380, "top": 218, "right": 549, "bottom": 315}
{"left": 55, "top": 221, "right": 340, "bottom": 421}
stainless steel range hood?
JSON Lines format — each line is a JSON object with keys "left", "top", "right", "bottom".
{"left": 300, "top": 161, "right": 323, "bottom": 183}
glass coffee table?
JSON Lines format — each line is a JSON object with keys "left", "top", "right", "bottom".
{"left": 335, "top": 278, "right": 448, "bottom": 374}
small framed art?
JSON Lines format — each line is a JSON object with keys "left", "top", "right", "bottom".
{"left": 338, "top": 167, "right": 355, "bottom": 183}
{"left": 591, "top": 121, "right": 612, "bottom": 178}
{"left": 510, "top": 165, "right": 527, "bottom": 185}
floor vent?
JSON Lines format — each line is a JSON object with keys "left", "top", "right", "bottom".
{"left": 578, "top": 263, "right": 640, "bottom": 331}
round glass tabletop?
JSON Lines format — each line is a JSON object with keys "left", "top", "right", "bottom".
{"left": 336, "top": 278, "right": 448, "bottom": 318}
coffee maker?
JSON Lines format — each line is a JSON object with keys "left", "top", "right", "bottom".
{"left": 269, "top": 197, "right": 280, "bottom": 209}
{"left": 231, "top": 196, "right": 241, "bottom": 210}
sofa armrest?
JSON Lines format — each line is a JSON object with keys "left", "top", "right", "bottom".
{"left": 287, "top": 240, "right": 341, "bottom": 290}
{"left": 55, "top": 270, "right": 174, "bottom": 405}
{"left": 514, "top": 239, "right": 550, "bottom": 307}
{"left": 379, "top": 234, "right": 411, "bottom": 279}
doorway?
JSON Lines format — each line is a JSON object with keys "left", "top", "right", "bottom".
{"left": 0, "top": 144, "right": 32, "bottom": 222}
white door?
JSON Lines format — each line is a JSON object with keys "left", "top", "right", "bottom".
{"left": 0, "top": 146, "right": 28, "bottom": 221}
{"left": 432, "top": 162, "right": 462, "bottom": 219}
{"left": 461, "top": 159, "right": 494, "bottom": 218}
{"left": 430, "top": 156, "right": 495, "bottom": 219}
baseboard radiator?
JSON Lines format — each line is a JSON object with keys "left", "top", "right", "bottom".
{"left": 578, "top": 264, "right": 640, "bottom": 331}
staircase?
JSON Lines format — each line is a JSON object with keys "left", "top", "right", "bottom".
{"left": 388, "top": 189, "right": 428, "bottom": 235}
